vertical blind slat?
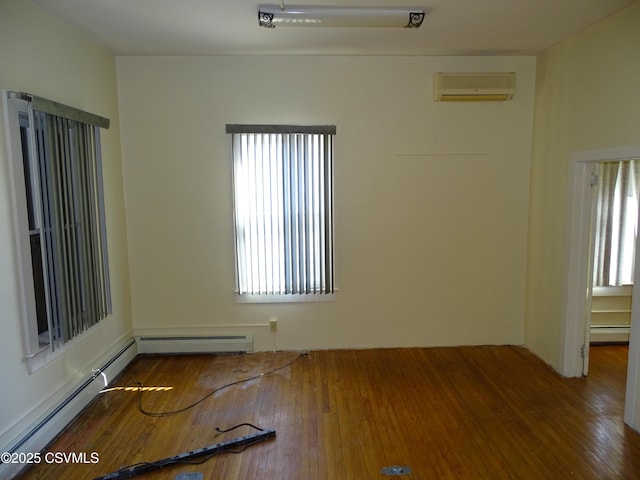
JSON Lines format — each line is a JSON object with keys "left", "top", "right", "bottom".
{"left": 51, "top": 116, "right": 71, "bottom": 344}
{"left": 248, "top": 134, "right": 257, "bottom": 293}
{"left": 296, "top": 134, "right": 303, "bottom": 292}
{"left": 66, "top": 119, "right": 81, "bottom": 337}
{"left": 35, "top": 112, "right": 59, "bottom": 347}
{"left": 252, "top": 136, "right": 264, "bottom": 292}
{"left": 276, "top": 135, "right": 283, "bottom": 293}
{"left": 244, "top": 134, "right": 253, "bottom": 293}
{"left": 266, "top": 134, "right": 274, "bottom": 293}
{"left": 60, "top": 118, "right": 77, "bottom": 340}
{"left": 316, "top": 135, "right": 324, "bottom": 292}
{"left": 93, "top": 128, "right": 112, "bottom": 318}
{"left": 78, "top": 125, "right": 96, "bottom": 329}
{"left": 232, "top": 134, "right": 244, "bottom": 293}
{"left": 302, "top": 135, "right": 307, "bottom": 291}
{"left": 283, "top": 134, "right": 292, "bottom": 293}
{"left": 326, "top": 135, "right": 334, "bottom": 292}
{"left": 59, "top": 119, "right": 72, "bottom": 338}
{"left": 76, "top": 126, "right": 89, "bottom": 331}
{"left": 87, "top": 127, "right": 100, "bottom": 326}
{"left": 67, "top": 120, "right": 82, "bottom": 336}
{"left": 315, "top": 135, "right": 322, "bottom": 292}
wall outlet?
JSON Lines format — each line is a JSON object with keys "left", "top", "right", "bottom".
{"left": 269, "top": 318, "right": 278, "bottom": 332}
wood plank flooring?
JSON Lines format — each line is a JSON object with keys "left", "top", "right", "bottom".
{"left": 15, "top": 345, "right": 640, "bottom": 479}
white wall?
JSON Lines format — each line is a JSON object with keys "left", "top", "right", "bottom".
{"left": 117, "top": 55, "right": 536, "bottom": 352}
{"left": 0, "top": 0, "right": 132, "bottom": 463}
{"left": 526, "top": 2, "right": 640, "bottom": 368}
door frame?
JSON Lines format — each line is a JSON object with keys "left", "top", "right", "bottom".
{"left": 561, "top": 144, "right": 640, "bottom": 430}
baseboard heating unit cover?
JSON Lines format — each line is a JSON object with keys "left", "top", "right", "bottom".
{"left": 589, "top": 326, "right": 630, "bottom": 344}
{"left": 136, "top": 335, "right": 254, "bottom": 354}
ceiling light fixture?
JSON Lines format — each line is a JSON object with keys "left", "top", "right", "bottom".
{"left": 258, "top": 5, "right": 426, "bottom": 28}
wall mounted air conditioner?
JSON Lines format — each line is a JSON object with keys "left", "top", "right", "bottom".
{"left": 433, "top": 72, "right": 516, "bottom": 102}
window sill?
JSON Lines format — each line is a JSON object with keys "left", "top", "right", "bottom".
{"left": 24, "top": 323, "right": 102, "bottom": 374}
{"left": 235, "top": 293, "right": 336, "bottom": 304}
{"left": 592, "top": 285, "right": 633, "bottom": 297}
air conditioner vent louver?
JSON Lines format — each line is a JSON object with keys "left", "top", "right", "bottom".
{"left": 434, "top": 72, "right": 516, "bottom": 102}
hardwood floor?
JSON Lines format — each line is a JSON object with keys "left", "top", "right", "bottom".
{"left": 16, "top": 345, "right": 640, "bottom": 479}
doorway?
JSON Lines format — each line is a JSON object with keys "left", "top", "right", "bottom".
{"left": 561, "top": 145, "right": 640, "bottom": 431}
{"left": 588, "top": 160, "right": 638, "bottom": 371}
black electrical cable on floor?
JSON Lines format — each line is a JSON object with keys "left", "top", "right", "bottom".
{"left": 96, "top": 357, "right": 299, "bottom": 479}
{"left": 134, "top": 354, "right": 304, "bottom": 417}
{"left": 215, "top": 422, "right": 264, "bottom": 434}
{"left": 103, "top": 422, "right": 269, "bottom": 476}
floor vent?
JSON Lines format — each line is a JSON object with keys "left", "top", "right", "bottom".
{"left": 381, "top": 466, "right": 412, "bottom": 476}
{"left": 136, "top": 335, "right": 254, "bottom": 354}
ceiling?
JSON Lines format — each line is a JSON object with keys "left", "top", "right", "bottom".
{"left": 34, "top": 0, "right": 637, "bottom": 56}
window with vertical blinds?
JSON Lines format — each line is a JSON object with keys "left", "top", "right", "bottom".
{"left": 31, "top": 109, "right": 111, "bottom": 347}
{"left": 5, "top": 92, "right": 111, "bottom": 366}
{"left": 592, "top": 160, "right": 640, "bottom": 287}
{"left": 227, "top": 125, "right": 336, "bottom": 301}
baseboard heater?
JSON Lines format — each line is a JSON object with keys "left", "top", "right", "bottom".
{"left": 590, "top": 326, "right": 630, "bottom": 344}
{"left": 136, "top": 335, "right": 254, "bottom": 354}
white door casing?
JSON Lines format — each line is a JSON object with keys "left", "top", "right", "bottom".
{"left": 561, "top": 145, "right": 640, "bottom": 430}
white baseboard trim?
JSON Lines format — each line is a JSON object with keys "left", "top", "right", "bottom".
{"left": 0, "top": 337, "right": 137, "bottom": 479}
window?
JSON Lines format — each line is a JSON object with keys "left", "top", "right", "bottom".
{"left": 4, "top": 92, "right": 111, "bottom": 370}
{"left": 227, "top": 124, "right": 336, "bottom": 302}
{"left": 592, "top": 160, "right": 640, "bottom": 286}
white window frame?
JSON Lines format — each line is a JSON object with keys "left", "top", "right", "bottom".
{"left": 3, "top": 91, "right": 111, "bottom": 372}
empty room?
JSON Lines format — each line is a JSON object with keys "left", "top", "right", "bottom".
{"left": 1, "top": 0, "right": 640, "bottom": 478}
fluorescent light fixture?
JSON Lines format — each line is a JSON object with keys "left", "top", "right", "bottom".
{"left": 258, "top": 5, "right": 426, "bottom": 28}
